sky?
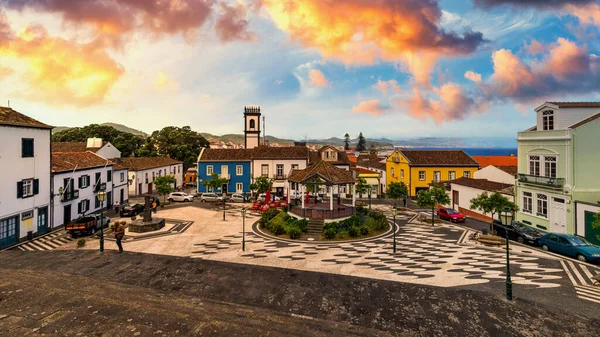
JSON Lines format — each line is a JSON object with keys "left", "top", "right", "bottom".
{"left": 0, "top": 0, "right": 599, "bottom": 142}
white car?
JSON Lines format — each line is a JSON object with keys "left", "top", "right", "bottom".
{"left": 200, "top": 193, "right": 223, "bottom": 202}
{"left": 258, "top": 193, "right": 280, "bottom": 202}
{"left": 168, "top": 192, "right": 194, "bottom": 202}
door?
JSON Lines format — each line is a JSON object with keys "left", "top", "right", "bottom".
{"left": 452, "top": 190, "right": 459, "bottom": 209}
{"left": 107, "top": 192, "right": 112, "bottom": 209}
{"left": 276, "top": 187, "right": 284, "bottom": 197}
{"left": 221, "top": 184, "right": 228, "bottom": 194}
{"left": 557, "top": 236, "right": 575, "bottom": 257}
{"left": 221, "top": 165, "right": 229, "bottom": 179}
{"left": 120, "top": 189, "right": 124, "bottom": 204}
{"left": 37, "top": 207, "right": 48, "bottom": 234}
{"left": 0, "top": 216, "right": 19, "bottom": 248}
{"left": 148, "top": 183, "right": 153, "bottom": 193}
{"left": 63, "top": 204, "right": 71, "bottom": 226}
{"left": 550, "top": 198, "right": 567, "bottom": 234}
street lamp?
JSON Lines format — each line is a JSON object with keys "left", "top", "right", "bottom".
{"left": 430, "top": 194, "right": 436, "bottom": 227}
{"left": 97, "top": 190, "right": 106, "bottom": 253}
{"left": 368, "top": 185, "right": 372, "bottom": 210}
{"left": 241, "top": 207, "right": 246, "bottom": 251}
{"left": 501, "top": 207, "right": 513, "bottom": 301}
{"left": 392, "top": 204, "right": 397, "bottom": 253}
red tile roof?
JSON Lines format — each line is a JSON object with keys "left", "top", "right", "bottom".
{"left": 399, "top": 150, "right": 479, "bottom": 167}
{"left": 449, "top": 177, "right": 514, "bottom": 196}
{"left": 351, "top": 167, "right": 379, "bottom": 174}
{"left": 199, "top": 148, "right": 253, "bottom": 161}
{"left": 52, "top": 141, "right": 107, "bottom": 153}
{"left": 52, "top": 152, "right": 113, "bottom": 173}
{"left": 548, "top": 102, "right": 600, "bottom": 108}
{"left": 288, "top": 160, "right": 355, "bottom": 184}
{"left": 113, "top": 157, "right": 182, "bottom": 171}
{"left": 251, "top": 146, "right": 310, "bottom": 159}
{"left": 472, "top": 156, "right": 518, "bottom": 168}
{"left": 0, "top": 107, "right": 52, "bottom": 129}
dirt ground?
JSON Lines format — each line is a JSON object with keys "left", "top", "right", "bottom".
{"left": 1, "top": 250, "right": 599, "bottom": 337}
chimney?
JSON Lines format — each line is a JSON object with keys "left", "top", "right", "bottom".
{"left": 87, "top": 138, "right": 103, "bottom": 148}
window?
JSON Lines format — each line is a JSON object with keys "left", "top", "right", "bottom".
{"left": 145, "top": 173, "right": 149, "bottom": 183}
{"left": 548, "top": 234, "right": 558, "bottom": 242}
{"left": 419, "top": 171, "right": 425, "bottom": 181}
{"left": 559, "top": 237, "right": 569, "bottom": 245}
{"left": 544, "top": 156, "right": 556, "bottom": 178}
{"left": 448, "top": 171, "right": 456, "bottom": 180}
{"left": 107, "top": 170, "right": 112, "bottom": 182}
{"left": 79, "top": 175, "right": 90, "bottom": 188}
{"left": 159, "top": 169, "right": 162, "bottom": 177}
{"left": 261, "top": 164, "right": 269, "bottom": 177}
{"left": 0, "top": 217, "right": 17, "bottom": 242}
{"left": 391, "top": 167, "right": 395, "bottom": 176}
{"left": 400, "top": 169, "right": 404, "bottom": 179}
{"left": 21, "top": 138, "right": 34, "bottom": 158}
{"left": 536, "top": 194, "right": 547, "bottom": 218}
{"left": 80, "top": 199, "right": 89, "bottom": 213}
{"left": 236, "top": 183, "right": 243, "bottom": 193}
{"left": 95, "top": 195, "right": 100, "bottom": 208}
{"left": 522, "top": 192, "right": 532, "bottom": 214}
{"left": 542, "top": 110, "right": 554, "bottom": 131}
{"left": 292, "top": 164, "right": 299, "bottom": 170}
{"left": 463, "top": 171, "right": 470, "bottom": 178}
{"left": 152, "top": 172, "right": 155, "bottom": 181}
{"left": 21, "top": 179, "right": 34, "bottom": 198}
{"left": 249, "top": 119, "right": 255, "bottom": 129}
{"left": 95, "top": 172, "right": 101, "bottom": 190}
{"left": 236, "top": 165, "right": 243, "bottom": 176}
{"left": 276, "top": 164, "right": 284, "bottom": 177}
{"left": 207, "top": 165, "right": 213, "bottom": 175}
{"left": 325, "top": 152, "right": 329, "bottom": 159}
{"left": 529, "top": 155, "right": 540, "bottom": 176}
{"left": 433, "top": 171, "right": 441, "bottom": 182}
{"left": 178, "top": 166, "right": 181, "bottom": 174}
{"left": 120, "top": 172, "right": 125, "bottom": 182}
{"left": 21, "top": 211, "right": 33, "bottom": 220}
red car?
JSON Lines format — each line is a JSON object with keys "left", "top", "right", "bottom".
{"left": 437, "top": 208, "right": 465, "bottom": 223}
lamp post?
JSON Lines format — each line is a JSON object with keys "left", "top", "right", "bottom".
{"left": 430, "top": 194, "right": 436, "bottom": 227}
{"left": 368, "top": 185, "right": 372, "bottom": 210}
{"left": 501, "top": 207, "right": 513, "bottom": 301}
{"left": 97, "top": 190, "right": 106, "bottom": 253}
{"left": 241, "top": 207, "right": 246, "bottom": 251}
{"left": 392, "top": 204, "right": 397, "bottom": 253}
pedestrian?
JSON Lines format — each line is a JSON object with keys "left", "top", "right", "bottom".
{"left": 152, "top": 200, "right": 157, "bottom": 213}
{"left": 114, "top": 221, "right": 125, "bottom": 253}
{"left": 403, "top": 198, "right": 407, "bottom": 208}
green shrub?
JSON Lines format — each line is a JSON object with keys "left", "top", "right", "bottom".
{"left": 323, "top": 221, "right": 339, "bottom": 231}
{"left": 360, "top": 225, "right": 369, "bottom": 235}
{"left": 296, "top": 219, "right": 308, "bottom": 232}
{"left": 266, "top": 213, "right": 287, "bottom": 232}
{"left": 347, "top": 215, "right": 362, "bottom": 227}
{"left": 260, "top": 209, "right": 281, "bottom": 227}
{"left": 356, "top": 206, "right": 368, "bottom": 215}
{"left": 323, "top": 228, "right": 337, "bottom": 239}
{"left": 348, "top": 226, "right": 359, "bottom": 238}
{"left": 270, "top": 222, "right": 286, "bottom": 235}
{"left": 364, "top": 217, "right": 376, "bottom": 228}
{"left": 373, "top": 217, "right": 388, "bottom": 231}
{"left": 337, "top": 230, "right": 349, "bottom": 239}
{"left": 288, "top": 227, "right": 301, "bottom": 239}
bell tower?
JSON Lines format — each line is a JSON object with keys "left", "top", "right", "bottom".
{"left": 244, "top": 106, "right": 261, "bottom": 149}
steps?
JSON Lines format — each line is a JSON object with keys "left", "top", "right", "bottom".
{"left": 306, "top": 219, "right": 324, "bottom": 237}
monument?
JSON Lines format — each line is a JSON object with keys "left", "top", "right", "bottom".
{"left": 128, "top": 195, "right": 166, "bottom": 233}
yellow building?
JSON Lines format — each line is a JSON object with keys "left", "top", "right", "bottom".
{"left": 386, "top": 150, "right": 479, "bottom": 196}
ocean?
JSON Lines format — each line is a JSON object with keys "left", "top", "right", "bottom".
{"left": 413, "top": 148, "right": 518, "bottom": 156}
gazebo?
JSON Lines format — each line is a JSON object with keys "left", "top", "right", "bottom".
{"left": 287, "top": 160, "right": 357, "bottom": 220}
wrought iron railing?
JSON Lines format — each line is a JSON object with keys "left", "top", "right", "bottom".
{"left": 62, "top": 190, "right": 79, "bottom": 202}
{"left": 290, "top": 206, "right": 354, "bottom": 219}
{"left": 273, "top": 174, "right": 287, "bottom": 180}
{"left": 517, "top": 174, "right": 564, "bottom": 188}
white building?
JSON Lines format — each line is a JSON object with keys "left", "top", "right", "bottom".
{"left": 114, "top": 157, "right": 184, "bottom": 196}
{"left": 111, "top": 163, "right": 129, "bottom": 207}
{"left": 53, "top": 138, "right": 121, "bottom": 159}
{"left": 251, "top": 146, "right": 310, "bottom": 197}
{"left": 473, "top": 165, "right": 517, "bottom": 185}
{"left": 355, "top": 154, "right": 387, "bottom": 196}
{"left": 51, "top": 152, "right": 114, "bottom": 228}
{"left": 0, "top": 107, "right": 52, "bottom": 249}
{"left": 448, "top": 177, "right": 514, "bottom": 221}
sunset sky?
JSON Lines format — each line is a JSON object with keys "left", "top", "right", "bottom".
{"left": 1, "top": 0, "right": 599, "bottom": 141}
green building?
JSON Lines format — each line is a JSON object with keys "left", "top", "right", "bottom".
{"left": 515, "top": 102, "right": 600, "bottom": 244}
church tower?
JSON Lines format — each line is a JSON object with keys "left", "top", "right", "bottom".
{"left": 244, "top": 106, "right": 261, "bottom": 149}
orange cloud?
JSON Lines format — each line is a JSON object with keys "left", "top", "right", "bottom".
{"left": 261, "top": 0, "right": 485, "bottom": 84}
{"left": 215, "top": 2, "right": 255, "bottom": 42}
{"left": 526, "top": 39, "right": 545, "bottom": 54}
{"left": 308, "top": 69, "right": 328, "bottom": 87}
{"left": 565, "top": 3, "right": 600, "bottom": 25}
{"left": 0, "top": 22, "right": 124, "bottom": 106}
{"left": 352, "top": 100, "right": 389, "bottom": 116}
{"left": 373, "top": 79, "right": 402, "bottom": 94}
{"left": 464, "top": 71, "right": 482, "bottom": 83}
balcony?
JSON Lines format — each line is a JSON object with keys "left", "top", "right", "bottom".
{"left": 62, "top": 190, "right": 79, "bottom": 202}
{"left": 220, "top": 173, "right": 230, "bottom": 180}
{"left": 518, "top": 174, "right": 564, "bottom": 188}
{"left": 273, "top": 174, "right": 287, "bottom": 180}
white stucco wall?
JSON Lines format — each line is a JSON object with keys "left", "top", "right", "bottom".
{"left": 450, "top": 183, "right": 514, "bottom": 218}
{"left": 0, "top": 125, "right": 51, "bottom": 239}
{"left": 112, "top": 168, "right": 129, "bottom": 205}
{"left": 96, "top": 142, "right": 121, "bottom": 159}
{"left": 128, "top": 164, "right": 183, "bottom": 196}
{"left": 473, "top": 166, "right": 515, "bottom": 185}
{"left": 252, "top": 159, "right": 307, "bottom": 192}
{"left": 536, "top": 105, "right": 600, "bottom": 130}
{"left": 52, "top": 165, "right": 114, "bottom": 228}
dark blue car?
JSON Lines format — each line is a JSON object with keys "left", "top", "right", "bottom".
{"left": 539, "top": 233, "right": 600, "bottom": 263}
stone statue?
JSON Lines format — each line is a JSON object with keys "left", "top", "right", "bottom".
{"left": 143, "top": 195, "right": 152, "bottom": 222}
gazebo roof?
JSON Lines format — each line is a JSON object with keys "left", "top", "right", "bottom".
{"left": 288, "top": 160, "right": 355, "bottom": 184}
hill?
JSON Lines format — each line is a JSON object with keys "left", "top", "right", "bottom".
{"left": 53, "top": 123, "right": 148, "bottom": 137}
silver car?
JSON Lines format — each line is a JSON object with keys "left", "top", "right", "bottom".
{"left": 200, "top": 193, "right": 222, "bottom": 202}
{"left": 167, "top": 192, "right": 194, "bottom": 202}
{"left": 229, "top": 193, "right": 248, "bottom": 203}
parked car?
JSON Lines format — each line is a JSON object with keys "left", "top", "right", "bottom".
{"left": 66, "top": 215, "right": 110, "bottom": 237}
{"left": 539, "top": 233, "right": 600, "bottom": 263}
{"left": 437, "top": 208, "right": 465, "bottom": 223}
{"left": 200, "top": 193, "right": 223, "bottom": 202}
{"left": 492, "top": 220, "right": 544, "bottom": 245}
{"left": 258, "top": 193, "right": 280, "bottom": 202}
{"left": 120, "top": 203, "right": 144, "bottom": 217}
{"left": 229, "top": 193, "right": 249, "bottom": 203}
{"left": 168, "top": 192, "right": 194, "bottom": 202}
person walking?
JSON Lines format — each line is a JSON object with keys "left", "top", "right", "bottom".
{"left": 152, "top": 200, "right": 157, "bottom": 213}
{"left": 403, "top": 197, "right": 407, "bottom": 208}
{"left": 114, "top": 222, "right": 125, "bottom": 253}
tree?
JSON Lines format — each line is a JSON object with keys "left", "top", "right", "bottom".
{"left": 202, "top": 173, "right": 229, "bottom": 197}
{"left": 52, "top": 124, "right": 144, "bottom": 157}
{"left": 356, "top": 132, "right": 366, "bottom": 152}
{"left": 343, "top": 133, "right": 351, "bottom": 150}
{"left": 136, "top": 137, "right": 159, "bottom": 157}
{"left": 249, "top": 176, "right": 273, "bottom": 195}
{"left": 369, "top": 144, "right": 378, "bottom": 155}
{"left": 387, "top": 182, "right": 408, "bottom": 205}
{"left": 355, "top": 177, "right": 369, "bottom": 197}
{"left": 592, "top": 213, "right": 600, "bottom": 242}
{"left": 470, "top": 191, "right": 518, "bottom": 231}
{"left": 151, "top": 126, "right": 210, "bottom": 168}
{"left": 155, "top": 175, "right": 177, "bottom": 202}
{"left": 416, "top": 186, "right": 450, "bottom": 208}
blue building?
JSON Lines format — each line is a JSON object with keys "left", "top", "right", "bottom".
{"left": 197, "top": 148, "right": 252, "bottom": 194}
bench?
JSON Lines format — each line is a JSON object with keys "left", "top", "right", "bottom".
{"left": 478, "top": 234, "right": 506, "bottom": 246}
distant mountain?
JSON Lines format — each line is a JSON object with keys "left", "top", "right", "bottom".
{"left": 53, "top": 123, "right": 148, "bottom": 137}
